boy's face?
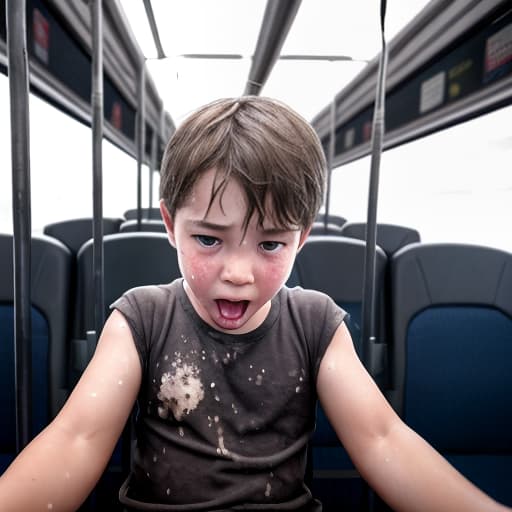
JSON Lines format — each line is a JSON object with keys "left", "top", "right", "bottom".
{"left": 161, "top": 168, "right": 309, "bottom": 334}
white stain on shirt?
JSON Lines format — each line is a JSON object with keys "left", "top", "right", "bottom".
{"left": 157, "top": 362, "right": 204, "bottom": 421}
{"left": 216, "top": 425, "right": 230, "bottom": 456}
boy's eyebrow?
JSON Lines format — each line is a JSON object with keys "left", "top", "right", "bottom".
{"left": 186, "top": 219, "right": 298, "bottom": 234}
{"left": 187, "top": 219, "right": 232, "bottom": 231}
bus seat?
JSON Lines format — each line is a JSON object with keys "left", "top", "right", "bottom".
{"left": 73, "top": 232, "right": 180, "bottom": 349}
{"left": 44, "top": 217, "right": 123, "bottom": 255}
{"left": 315, "top": 213, "right": 347, "bottom": 228}
{"left": 123, "top": 207, "right": 162, "bottom": 221}
{"left": 0, "top": 234, "right": 72, "bottom": 471}
{"left": 295, "top": 236, "right": 388, "bottom": 362}
{"left": 390, "top": 243, "right": 512, "bottom": 506}
{"left": 339, "top": 222, "right": 420, "bottom": 256}
{"left": 309, "top": 222, "right": 344, "bottom": 236}
{"left": 119, "top": 219, "right": 166, "bottom": 233}
{"left": 293, "top": 236, "right": 388, "bottom": 510}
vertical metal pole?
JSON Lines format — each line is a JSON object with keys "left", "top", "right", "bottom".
{"left": 149, "top": 128, "right": 157, "bottom": 213}
{"left": 324, "top": 99, "right": 336, "bottom": 230}
{"left": 91, "top": 0, "right": 104, "bottom": 337}
{"left": 136, "top": 64, "right": 146, "bottom": 228}
{"left": 361, "top": 0, "right": 388, "bottom": 373}
{"left": 7, "top": 0, "right": 32, "bottom": 451}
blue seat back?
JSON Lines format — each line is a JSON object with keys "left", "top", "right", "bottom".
{"left": 292, "top": 236, "right": 388, "bottom": 509}
{"left": 294, "top": 236, "right": 387, "bottom": 355}
{"left": 74, "top": 232, "right": 181, "bottom": 339}
{"left": 309, "top": 222, "right": 344, "bottom": 237}
{"left": 0, "top": 234, "right": 71, "bottom": 469}
{"left": 44, "top": 217, "right": 123, "bottom": 255}
{"left": 123, "top": 207, "right": 162, "bottom": 220}
{"left": 119, "top": 219, "right": 166, "bottom": 233}
{"left": 339, "top": 222, "right": 420, "bottom": 256}
{"left": 315, "top": 213, "right": 347, "bottom": 228}
{"left": 390, "top": 243, "right": 512, "bottom": 505}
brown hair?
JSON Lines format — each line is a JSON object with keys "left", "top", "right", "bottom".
{"left": 159, "top": 96, "right": 326, "bottom": 233}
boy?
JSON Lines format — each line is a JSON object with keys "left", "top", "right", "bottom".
{"left": 0, "top": 96, "right": 509, "bottom": 511}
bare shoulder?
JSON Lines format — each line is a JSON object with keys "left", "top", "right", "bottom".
{"left": 316, "top": 322, "right": 399, "bottom": 460}
{"left": 54, "top": 309, "right": 142, "bottom": 439}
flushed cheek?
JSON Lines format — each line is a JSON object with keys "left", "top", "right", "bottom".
{"left": 259, "top": 260, "right": 290, "bottom": 289}
{"left": 181, "top": 252, "right": 214, "bottom": 286}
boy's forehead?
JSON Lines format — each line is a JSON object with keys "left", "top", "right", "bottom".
{"left": 186, "top": 169, "right": 245, "bottom": 206}
{"left": 180, "top": 167, "right": 298, "bottom": 230}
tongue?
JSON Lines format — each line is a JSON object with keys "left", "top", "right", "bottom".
{"left": 217, "top": 300, "right": 248, "bottom": 320}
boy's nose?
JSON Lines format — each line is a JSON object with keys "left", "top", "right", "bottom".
{"left": 220, "top": 256, "right": 255, "bottom": 285}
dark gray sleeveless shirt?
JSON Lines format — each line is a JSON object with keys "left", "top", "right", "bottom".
{"left": 112, "top": 279, "right": 345, "bottom": 511}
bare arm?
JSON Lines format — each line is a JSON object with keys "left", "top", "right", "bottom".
{"left": 317, "top": 322, "right": 511, "bottom": 512}
{"left": 0, "top": 310, "right": 142, "bottom": 511}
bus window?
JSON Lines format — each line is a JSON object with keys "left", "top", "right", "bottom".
{"left": 0, "top": 74, "right": 159, "bottom": 234}
{"left": 330, "top": 105, "right": 512, "bottom": 252}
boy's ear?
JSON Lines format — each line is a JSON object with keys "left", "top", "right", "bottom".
{"left": 159, "top": 199, "right": 177, "bottom": 248}
{"left": 297, "top": 226, "right": 311, "bottom": 252}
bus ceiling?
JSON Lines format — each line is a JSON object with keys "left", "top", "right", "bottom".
{"left": 2, "top": 0, "right": 512, "bottom": 168}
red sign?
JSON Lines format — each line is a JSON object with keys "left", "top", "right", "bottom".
{"left": 33, "top": 8, "right": 50, "bottom": 64}
{"left": 111, "top": 102, "right": 123, "bottom": 130}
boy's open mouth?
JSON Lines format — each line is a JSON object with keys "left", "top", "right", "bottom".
{"left": 216, "top": 299, "right": 249, "bottom": 320}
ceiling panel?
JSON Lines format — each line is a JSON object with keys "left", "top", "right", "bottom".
{"left": 119, "top": 0, "right": 432, "bottom": 125}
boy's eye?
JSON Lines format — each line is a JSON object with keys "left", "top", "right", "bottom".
{"left": 260, "top": 241, "right": 284, "bottom": 252}
{"left": 194, "top": 235, "right": 220, "bottom": 247}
